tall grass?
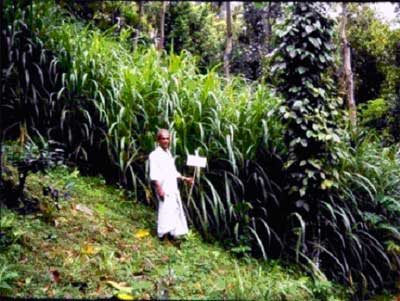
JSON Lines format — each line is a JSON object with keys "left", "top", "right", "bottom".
{"left": 3, "top": 0, "right": 285, "bottom": 254}
{"left": 332, "top": 133, "right": 400, "bottom": 294}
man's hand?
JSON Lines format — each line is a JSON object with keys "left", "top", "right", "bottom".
{"left": 181, "top": 176, "right": 194, "bottom": 185}
{"left": 157, "top": 187, "right": 165, "bottom": 200}
{"left": 153, "top": 182, "right": 165, "bottom": 200}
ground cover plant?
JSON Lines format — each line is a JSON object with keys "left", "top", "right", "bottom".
{"left": 1, "top": 1, "right": 400, "bottom": 299}
{"left": 0, "top": 164, "right": 346, "bottom": 300}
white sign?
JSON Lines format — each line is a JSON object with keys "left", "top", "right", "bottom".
{"left": 186, "top": 154, "right": 207, "bottom": 168}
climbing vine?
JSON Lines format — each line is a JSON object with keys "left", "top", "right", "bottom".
{"left": 273, "top": 2, "right": 341, "bottom": 202}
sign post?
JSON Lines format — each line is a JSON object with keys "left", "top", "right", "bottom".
{"left": 186, "top": 149, "right": 207, "bottom": 202}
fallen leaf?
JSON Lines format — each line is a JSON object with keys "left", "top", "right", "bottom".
{"left": 117, "top": 293, "right": 135, "bottom": 300}
{"left": 106, "top": 281, "right": 132, "bottom": 293}
{"left": 81, "top": 244, "right": 98, "bottom": 255}
{"left": 75, "top": 204, "right": 93, "bottom": 216}
{"left": 134, "top": 229, "right": 150, "bottom": 239}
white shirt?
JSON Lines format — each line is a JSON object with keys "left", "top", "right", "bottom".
{"left": 149, "top": 146, "right": 181, "bottom": 196}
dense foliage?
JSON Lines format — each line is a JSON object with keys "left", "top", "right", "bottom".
{"left": 347, "top": 5, "right": 400, "bottom": 144}
{"left": 232, "top": 2, "right": 282, "bottom": 80}
{"left": 164, "top": 2, "right": 224, "bottom": 71}
{"left": 335, "top": 133, "right": 400, "bottom": 295}
{"left": 273, "top": 3, "right": 400, "bottom": 297}
{"left": 346, "top": 4, "right": 400, "bottom": 104}
{"left": 56, "top": 1, "right": 226, "bottom": 71}
{"left": 1, "top": 1, "right": 400, "bottom": 299}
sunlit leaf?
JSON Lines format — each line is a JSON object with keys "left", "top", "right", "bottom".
{"left": 134, "top": 229, "right": 150, "bottom": 239}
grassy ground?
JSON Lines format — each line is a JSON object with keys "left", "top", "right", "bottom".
{"left": 0, "top": 166, "right": 346, "bottom": 300}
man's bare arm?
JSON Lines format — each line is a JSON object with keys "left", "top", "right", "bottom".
{"left": 180, "top": 176, "right": 194, "bottom": 185}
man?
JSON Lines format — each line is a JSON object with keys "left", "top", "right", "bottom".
{"left": 149, "top": 128, "right": 194, "bottom": 241}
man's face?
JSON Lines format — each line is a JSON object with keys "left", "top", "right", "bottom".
{"left": 157, "top": 132, "right": 170, "bottom": 150}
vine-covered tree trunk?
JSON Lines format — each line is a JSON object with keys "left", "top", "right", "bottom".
{"left": 133, "top": 1, "right": 143, "bottom": 50}
{"left": 341, "top": 2, "right": 357, "bottom": 128}
{"left": 272, "top": 0, "right": 346, "bottom": 286}
{"left": 223, "top": 1, "right": 232, "bottom": 78}
{"left": 158, "top": 1, "right": 167, "bottom": 51}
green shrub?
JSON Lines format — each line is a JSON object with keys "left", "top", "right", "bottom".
{"left": 359, "top": 98, "right": 388, "bottom": 123}
{"left": 358, "top": 98, "right": 390, "bottom": 135}
{"left": 0, "top": 257, "right": 19, "bottom": 294}
{"left": 164, "top": 2, "right": 224, "bottom": 71}
{"left": 335, "top": 133, "right": 400, "bottom": 296}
